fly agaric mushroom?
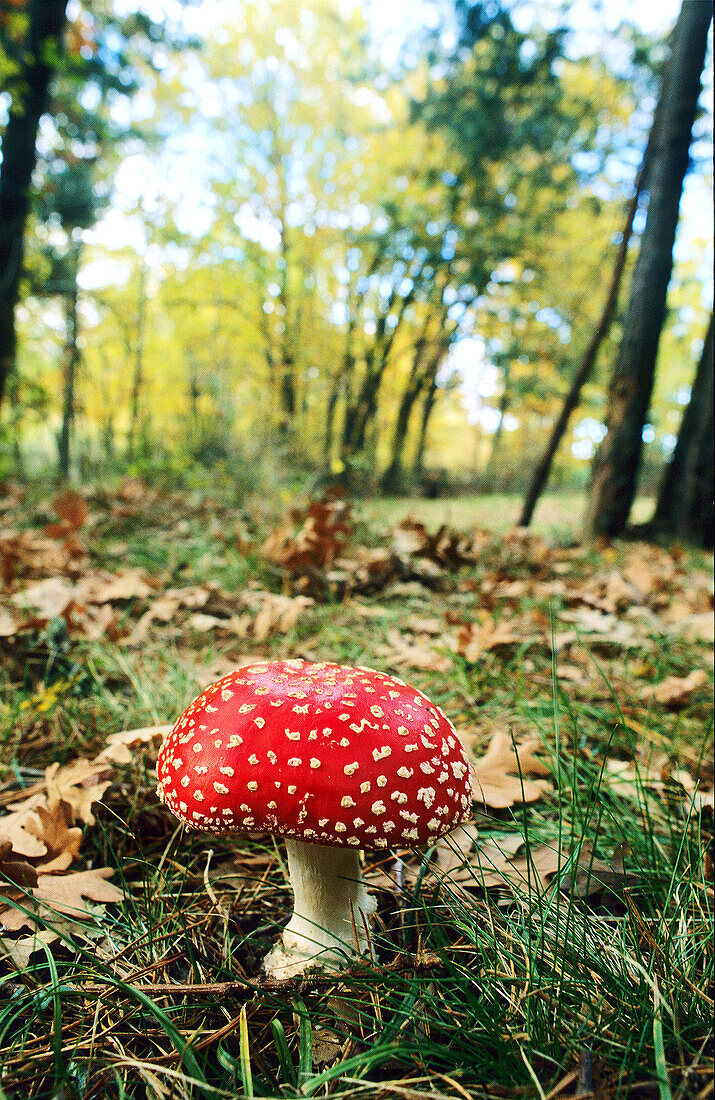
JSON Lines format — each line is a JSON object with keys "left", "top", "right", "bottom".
{"left": 156, "top": 659, "right": 472, "bottom": 977}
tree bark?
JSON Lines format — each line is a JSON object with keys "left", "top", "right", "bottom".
{"left": 412, "top": 373, "right": 440, "bottom": 482}
{"left": 58, "top": 245, "right": 81, "bottom": 479}
{"left": 518, "top": 127, "right": 653, "bottom": 526}
{"left": 0, "top": 0, "right": 69, "bottom": 409}
{"left": 649, "top": 312, "right": 713, "bottom": 548}
{"left": 583, "top": 0, "right": 712, "bottom": 541}
{"left": 127, "top": 265, "right": 148, "bottom": 460}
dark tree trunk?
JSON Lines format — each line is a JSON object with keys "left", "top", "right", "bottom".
{"left": 0, "top": 0, "right": 69, "bottom": 408}
{"left": 127, "top": 266, "right": 148, "bottom": 460}
{"left": 584, "top": 0, "right": 712, "bottom": 541}
{"left": 381, "top": 372, "right": 426, "bottom": 494}
{"left": 412, "top": 374, "right": 440, "bottom": 481}
{"left": 518, "top": 128, "right": 653, "bottom": 526}
{"left": 341, "top": 270, "right": 421, "bottom": 461}
{"left": 58, "top": 247, "right": 81, "bottom": 479}
{"left": 649, "top": 313, "right": 713, "bottom": 548}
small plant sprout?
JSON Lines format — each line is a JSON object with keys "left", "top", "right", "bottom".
{"left": 156, "top": 659, "right": 472, "bottom": 977}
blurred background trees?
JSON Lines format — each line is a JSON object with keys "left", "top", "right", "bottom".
{"left": 0, "top": 0, "right": 712, "bottom": 544}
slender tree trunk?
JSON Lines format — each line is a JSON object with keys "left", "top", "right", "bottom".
{"left": 583, "top": 0, "right": 712, "bottom": 541}
{"left": 412, "top": 374, "right": 440, "bottom": 481}
{"left": 58, "top": 246, "right": 81, "bottom": 479}
{"left": 0, "top": 0, "right": 69, "bottom": 409}
{"left": 649, "top": 312, "right": 713, "bottom": 548}
{"left": 381, "top": 327, "right": 452, "bottom": 494}
{"left": 485, "top": 388, "right": 510, "bottom": 474}
{"left": 127, "top": 266, "right": 148, "bottom": 459}
{"left": 342, "top": 267, "right": 422, "bottom": 461}
{"left": 518, "top": 126, "right": 653, "bottom": 526}
{"left": 381, "top": 373, "right": 425, "bottom": 494}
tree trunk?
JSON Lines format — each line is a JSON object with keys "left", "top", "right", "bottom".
{"left": 518, "top": 125, "right": 653, "bottom": 526}
{"left": 412, "top": 374, "right": 440, "bottom": 481}
{"left": 58, "top": 246, "right": 81, "bottom": 479}
{"left": 649, "top": 313, "right": 714, "bottom": 548}
{"left": 127, "top": 266, "right": 148, "bottom": 460}
{"left": 583, "top": 0, "right": 712, "bottom": 541}
{"left": 0, "top": 0, "right": 69, "bottom": 409}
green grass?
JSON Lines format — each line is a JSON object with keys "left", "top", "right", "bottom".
{"left": 0, "top": 486, "right": 711, "bottom": 1098}
{"left": 358, "top": 491, "right": 656, "bottom": 540}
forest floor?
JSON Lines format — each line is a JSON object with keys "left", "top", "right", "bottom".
{"left": 0, "top": 481, "right": 712, "bottom": 1100}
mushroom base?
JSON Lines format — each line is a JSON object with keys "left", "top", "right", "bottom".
{"left": 263, "top": 840, "right": 376, "bottom": 979}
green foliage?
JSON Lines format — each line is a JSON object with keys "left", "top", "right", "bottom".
{"left": 3, "top": 0, "right": 710, "bottom": 497}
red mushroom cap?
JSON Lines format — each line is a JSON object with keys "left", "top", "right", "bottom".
{"left": 157, "top": 659, "right": 471, "bottom": 849}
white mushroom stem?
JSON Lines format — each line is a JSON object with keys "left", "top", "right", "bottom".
{"left": 263, "top": 839, "right": 376, "bottom": 978}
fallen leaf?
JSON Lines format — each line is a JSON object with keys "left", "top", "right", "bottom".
{"left": 77, "top": 568, "right": 156, "bottom": 604}
{"left": 0, "top": 606, "right": 18, "bottom": 636}
{"left": 0, "top": 840, "right": 38, "bottom": 893}
{"left": 454, "top": 617, "right": 523, "bottom": 662}
{"left": 97, "top": 724, "right": 171, "bottom": 766}
{"left": 44, "top": 761, "right": 112, "bottom": 825}
{"left": 382, "top": 629, "right": 451, "bottom": 672}
{"left": 644, "top": 669, "right": 710, "bottom": 708}
{"left": 468, "top": 730, "right": 552, "bottom": 809}
{"left": 52, "top": 490, "right": 88, "bottom": 531}
{"left": 250, "top": 592, "right": 314, "bottom": 641}
{"left": 0, "top": 928, "right": 59, "bottom": 969}
{"left": 32, "top": 867, "right": 124, "bottom": 918}
{"left": 11, "top": 576, "right": 76, "bottom": 619}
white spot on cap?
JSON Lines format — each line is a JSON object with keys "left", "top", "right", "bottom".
{"left": 267, "top": 751, "right": 277, "bottom": 764}
{"left": 391, "top": 791, "right": 408, "bottom": 804}
{"left": 195, "top": 765, "right": 208, "bottom": 775}
{"left": 193, "top": 743, "right": 203, "bottom": 753}
{"left": 344, "top": 762, "right": 359, "bottom": 776}
{"left": 341, "top": 795, "right": 356, "bottom": 808}
{"left": 335, "top": 822, "right": 347, "bottom": 832}
{"left": 360, "top": 781, "right": 371, "bottom": 793}
{"left": 214, "top": 782, "right": 229, "bottom": 795}
{"left": 248, "top": 754, "right": 259, "bottom": 765}
{"left": 288, "top": 785, "right": 297, "bottom": 795}
{"left": 247, "top": 781, "right": 258, "bottom": 791}
{"left": 219, "top": 766, "right": 235, "bottom": 777}
{"left": 286, "top": 730, "right": 301, "bottom": 741}
{"left": 417, "top": 787, "right": 436, "bottom": 808}
{"left": 310, "top": 758, "right": 321, "bottom": 769}
{"left": 420, "top": 762, "right": 435, "bottom": 774}
{"left": 353, "top": 817, "right": 365, "bottom": 827}
{"left": 287, "top": 758, "right": 301, "bottom": 767}
{"left": 195, "top": 791, "right": 204, "bottom": 801}
{"left": 397, "top": 726, "right": 409, "bottom": 736}
{"left": 371, "top": 801, "right": 386, "bottom": 815}
{"left": 181, "top": 776, "right": 189, "bottom": 787}
{"left": 451, "top": 761, "right": 468, "bottom": 779}
{"left": 397, "top": 767, "right": 413, "bottom": 779}
{"left": 228, "top": 735, "right": 243, "bottom": 748}
{"left": 254, "top": 717, "right": 265, "bottom": 729}
{"left": 372, "top": 746, "right": 391, "bottom": 761}
{"left": 222, "top": 689, "right": 235, "bottom": 701}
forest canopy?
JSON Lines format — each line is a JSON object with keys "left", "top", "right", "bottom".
{"left": 0, "top": 0, "right": 712, "bottom": 530}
